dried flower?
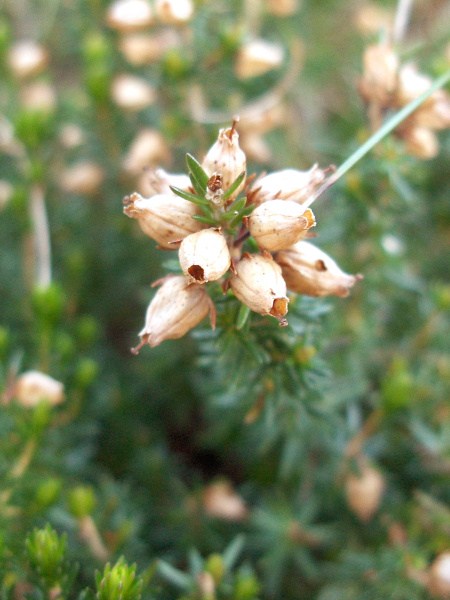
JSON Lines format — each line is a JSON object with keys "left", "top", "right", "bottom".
{"left": 246, "top": 200, "right": 315, "bottom": 251}
{"left": 144, "top": 168, "right": 191, "bottom": 196}
{"left": 275, "top": 241, "right": 360, "bottom": 297}
{"left": 202, "top": 122, "right": 246, "bottom": 201}
{"left": 249, "top": 165, "right": 326, "bottom": 206}
{"left": 14, "top": 371, "right": 65, "bottom": 407}
{"left": 345, "top": 462, "right": 385, "bottom": 522}
{"left": 60, "top": 162, "right": 105, "bottom": 195}
{"left": 235, "top": 39, "right": 285, "bottom": 80}
{"left": 179, "top": 228, "right": 231, "bottom": 284}
{"left": 123, "top": 192, "right": 204, "bottom": 248}
{"left": 154, "top": 0, "right": 194, "bottom": 24}
{"left": 131, "top": 276, "right": 214, "bottom": 352}
{"left": 8, "top": 41, "right": 49, "bottom": 79}
{"left": 122, "top": 129, "right": 170, "bottom": 174}
{"left": 202, "top": 481, "right": 248, "bottom": 521}
{"left": 111, "top": 74, "right": 156, "bottom": 111}
{"left": 358, "top": 43, "right": 399, "bottom": 106}
{"left": 402, "top": 126, "right": 439, "bottom": 160}
{"left": 21, "top": 82, "right": 57, "bottom": 113}
{"left": 106, "top": 0, "right": 154, "bottom": 32}
{"left": 229, "top": 253, "right": 289, "bottom": 324}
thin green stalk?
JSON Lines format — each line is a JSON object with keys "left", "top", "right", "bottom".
{"left": 304, "top": 68, "right": 450, "bottom": 208}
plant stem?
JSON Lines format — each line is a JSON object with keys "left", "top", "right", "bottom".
{"left": 304, "top": 68, "right": 450, "bottom": 208}
{"left": 393, "top": 0, "right": 414, "bottom": 44}
{"left": 30, "top": 185, "right": 52, "bottom": 288}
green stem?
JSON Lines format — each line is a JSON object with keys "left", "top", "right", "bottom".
{"left": 304, "top": 68, "right": 450, "bottom": 208}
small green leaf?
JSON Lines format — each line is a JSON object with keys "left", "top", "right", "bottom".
{"left": 229, "top": 196, "right": 247, "bottom": 213}
{"left": 193, "top": 215, "right": 218, "bottom": 226}
{"left": 222, "top": 171, "right": 246, "bottom": 201}
{"left": 186, "top": 153, "right": 209, "bottom": 190}
{"left": 236, "top": 304, "right": 251, "bottom": 330}
{"left": 170, "top": 186, "right": 210, "bottom": 206}
{"left": 189, "top": 172, "right": 206, "bottom": 197}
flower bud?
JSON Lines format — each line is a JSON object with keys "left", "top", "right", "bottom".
{"left": 155, "top": 0, "right": 194, "bottom": 24}
{"left": 345, "top": 462, "right": 385, "bottom": 522}
{"left": 123, "top": 192, "right": 204, "bottom": 248}
{"left": 123, "top": 128, "right": 170, "bottom": 174}
{"left": 428, "top": 552, "right": 450, "bottom": 599}
{"left": 246, "top": 200, "right": 315, "bottom": 251}
{"left": 229, "top": 253, "right": 289, "bottom": 323}
{"left": 132, "top": 276, "right": 214, "bottom": 351}
{"left": 14, "top": 371, "right": 65, "bottom": 407}
{"left": 60, "top": 162, "right": 105, "bottom": 195}
{"left": 275, "top": 241, "right": 360, "bottom": 297}
{"left": 111, "top": 74, "right": 156, "bottom": 111}
{"left": 202, "top": 122, "right": 246, "bottom": 201}
{"left": 106, "top": 0, "right": 154, "bottom": 32}
{"left": 358, "top": 44, "right": 399, "bottom": 106}
{"left": 235, "top": 39, "right": 285, "bottom": 79}
{"left": 8, "top": 40, "right": 48, "bottom": 79}
{"left": 249, "top": 165, "right": 326, "bottom": 205}
{"left": 179, "top": 228, "right": 231, "bottom": 284}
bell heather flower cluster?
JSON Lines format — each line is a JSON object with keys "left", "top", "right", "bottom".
{"left": 124, "top": 120, "right": 361, "bottom": 352}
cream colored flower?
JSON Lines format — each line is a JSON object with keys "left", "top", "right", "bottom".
{"left": 229, "top": 253, "right": 289, "bottom": 324}
{"left": 249, "top": 165, "right": 326, "bottom": 206}
{"left": 106, "top": 0, "right": 154, "bottom": 32}
{"left": 132, "top": 276, "right": 214, "bottom": 351}
{"left": 179, "top": 228, "right": 231, "bottom": 284}
{"left": 123, "top": 192, "right": 204, "bottom": 248}
{"left": 235, "top": 39, "right": 284, "bottom": 79}
{"left": 345, "top": 462, "right": 385, "bottom": 522}
{"left": 8, "top": 41, "right": 48, "bottom": 79}
{"left": 275, "top": 241, "right": 360, "bottom": 297}
{"left": 246, "top": 200, "right": 315, "bottom": 251}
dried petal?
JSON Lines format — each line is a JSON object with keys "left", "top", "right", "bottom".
{"left": 249, "top": 165, "right": 326, "bottom": 205}
{"left": 124, "top": 192, "right": 204, "bottom": 248}
{"left": 246, "top": 200, "right": 315, "bottom": 251}
{"left": 179, "top": 228, "right": 231, "bottom": 284}
{"left": 229, "top": 253, "right": 289, "bottom": 323}
{"left": 132, "top": 276, "right": 213, "bottom": 350}
{"left": 14, "top": 371, "right": 65, "bottom": 407}
{"left": 275, "top": 241, "right": 360, "bottom": 297}
{"left": 202, "top": 123, "right": 246, "bottom": 201}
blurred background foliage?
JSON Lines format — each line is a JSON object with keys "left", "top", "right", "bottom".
{"left": 0, "top": 0, "right": 449, "bottom": 598}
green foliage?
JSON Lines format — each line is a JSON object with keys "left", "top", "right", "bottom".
{"left": 0, "top": 0, "right": 449, "bottom": 599}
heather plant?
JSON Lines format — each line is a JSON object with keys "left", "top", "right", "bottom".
{"left": 1, "top": 1, "right": 449, "bottom": 599}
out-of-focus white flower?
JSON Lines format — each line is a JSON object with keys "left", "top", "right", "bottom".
{"left": 235, "top": 39, "right": 284, "bottom": 79}
{"left": 59, "top": 124, "right": 86, "bottom": 149}
{"left": 345, "top": 462, "right": 385, "bottom": 522}
{"left": 111, "top": 74, "right": 156, "bottom": 111}
{"left": 8, "top": 41, "right": 48, "bottom": 79}
{"left": 60, "top": 162, "right": 105, "bottom": 195}
{"left": 14, "top": 371, "right": 65, "bottom": 407}
{"left": 106, "top": 0, "right": 154, "bottom": 32}
{"left": 123, "top": 129, "right": 170, "bottom": 175}
{"left": 0, "top": 180, "right": 14, "bottom": 211}
{"left": 21, "top": 82, "right": 57, "bottom": 113}
{"left": 202, "top": 481, "right": 248, "bottom": 521}
{"left": 119, "top": 31, "right": 180, "bottom": 65}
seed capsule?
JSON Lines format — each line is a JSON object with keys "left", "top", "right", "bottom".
{"left": 123, "top": 192, "right": 203, "bottom": 248}
{"left": 249, "top": 165, "right": 326, "bottom": 206}
{"left": 358, "top": 43, "right": 399, "bottom": 106}
{"left": 275, "top": 241, "right": 360, "bottom": 297}
{"left": 229, "top": 253, "right": 289, "bottom": 324}
{"left": 246, "top": 200, "right": 315, "bottom": 251}
{"left": 132, "top": 276, "right": 214, "bottom": 351}
{"left": 179, "top": 228, "right": 231, "bottom": 284}
{"left": 14, "top": 371, "right": 65, "bottom": 407}
{"left": 202, "top": 122, "right": 246, "bottom": 202}
{"left": 145, "top": 168, "right": 191, "bottom": 196}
